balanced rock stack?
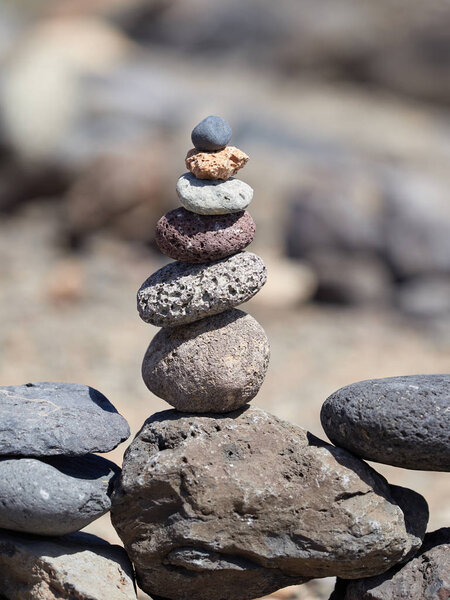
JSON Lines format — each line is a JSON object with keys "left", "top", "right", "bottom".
{"left": 110, "top": 118, "right": 440, "bottom": 600}
{"left": 136, "top": 115, "right": 269, "bottom": 413}
{"left": 0, "top": 382, "right": 135, "bottom": 599}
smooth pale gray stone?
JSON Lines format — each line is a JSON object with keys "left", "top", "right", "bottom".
{"left": 0, "top": 382, "right": 130, "bottom": 456}
{"left": 320, "top": 374, "right": 450, "bottom": 471}
{"left": 0, "top": 455, "right": 119, "bottom": 535}
{"left": 0, "top": 530, "right": 136, "bottom": 600}
{"left": 137, "top": 251, "right": 266, "bottom": 327}
{"left": 176, "top": 172, "right": 253, "bottom": 215}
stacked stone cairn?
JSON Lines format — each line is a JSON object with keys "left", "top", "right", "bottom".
{"left": 0, "top": 382, "right": 136, "bottom": 599}
{"left": 110, "top": 116, "right": 450, "bottom": 600}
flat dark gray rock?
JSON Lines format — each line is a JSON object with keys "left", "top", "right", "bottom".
{"left": 0, "top": 454, "right": 119, "bottom": 535}
{"left": 111, "top": 407, "right": 426, "bottom": 600}
{"left": 0, "top": 530, "right": 136, "bottom": 599}
{"left": 321, "top": 374, "right": 450, "bottom": 471}
{"left": 0, "top": 382, "right": 130, "bottom": 456}
{"left": 331, "top": 528, "right": 450, "bottom": 599}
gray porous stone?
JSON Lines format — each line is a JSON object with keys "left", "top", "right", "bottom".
{"left": 0, "top": 530, "right": 136, "bottom": 600}
{"left": 137, "top": 252, "right": 266, "bottom": 327}
{"left": 191, "top": 115, "right": 232, "bottom": 151}
{"left": 331, "top": 528, "right": 450, "bottom": 600}
{"left": 0, "top": 382, "right": 130, "bottom": 456}
{"left": 141, "top": 309, "right": 270, "bottom": 412}
{"left": 0, "top": 454, "right": 119, "bottom": 535}
{"left": 320, "top": 374, "right": 450, "bottom": 471}
{"left": 176, "top": 172, "right": 253, "bottom": 215}
{"left": 111, "top": 407, "right": 426, "bottom": 600}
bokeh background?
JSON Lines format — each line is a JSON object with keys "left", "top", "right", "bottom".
{"left": 0, "top": 1, "right": 449, "bottom": 598}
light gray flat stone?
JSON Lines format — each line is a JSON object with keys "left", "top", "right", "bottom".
{"left": 0, "top": 454, "right": 119, "bottom": 535}
{"left": 176, "top": 172, "right": 253, "bottom": 215}
{"left": 0, "top": 530, "right": 136, "bottom": 600}
{"left": 137, "top": 251, "right": 266, "bottom": 327}
{"left": 0, "top": 382, "right": 130, "bottom": 456}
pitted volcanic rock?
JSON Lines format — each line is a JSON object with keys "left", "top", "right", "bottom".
{"left": 141, "top": 309, "right": 270, "bottom": 412}
{"left": 156, "top": 208, "right": 255, "bottom": 263}
{"left": 137, "top": 252, "right": 266, "bottom": 327}
{"left": 111, "top": 407, "right": 426, "bottom": 600}
{"left": 185, "top": 146, "right": 249, "bottom": 180}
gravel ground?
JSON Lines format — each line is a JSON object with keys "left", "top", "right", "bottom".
{"left": 0, "top": 202, "right": 449, "bottom": 600}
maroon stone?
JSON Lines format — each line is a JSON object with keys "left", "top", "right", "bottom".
{"left": 155, "top": 208, "right": 255, "bottom": 263}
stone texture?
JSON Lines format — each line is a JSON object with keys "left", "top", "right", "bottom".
{"left": 321, "top": 374, "right": 450, "bottom": 471}
{"left": 155, "top": 208, "right": 255, "bottom": 263}
{"left": 191, "top": 115, "right": 232, "bottom": 151}
{"left": 137, "top": 252, "right": 266, "bottom": 327}
{"left": 185, "top": 146, "right": 249, "bottom": 180}
{"left": 111, "top": 407, "right": 426, "bottom": 600}
{"left": 331, "top": 528, "right": 450, "bottom": 600}
{"left": 141, "top": 309, "right": 270, "bottom": 412}
{"left": 0, "top": 530, "right": 136, "bottom": 600}
{"left": 0, "top": 382, "right": 130, "bottom": 457}
{"left": 0, "top": 454, "right": 119, "bottom": 535}
{"left": 176, "top": 172, "right": 253, "bottom": 215}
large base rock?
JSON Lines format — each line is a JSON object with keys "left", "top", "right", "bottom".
{"left": 0, "top": 530, "right": 136, "bottom": 600}
{"left": 111, "top": 407, "right": 427, "bottom": 600}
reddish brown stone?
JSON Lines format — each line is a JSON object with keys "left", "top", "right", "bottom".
{"left": 155, "top": 208, "right": 255, "bottom": 263}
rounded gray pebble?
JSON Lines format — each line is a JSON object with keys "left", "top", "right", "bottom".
{"left": 137, "top": 252, "right": 266, "bottom": 327}
{"left": 141, "top": 309, "right": 270, "bottom": 412}
{"left": 191, "top": 115, "right": 232, "bottom": 151}
{"left": 321, "top": 374, "right": 450, "bottom": 471}
{"left": 0, "top": 455, "right": 119, "bottom": 536}
{"left": 176, "top": 172, "right": 253, "bottom": 215}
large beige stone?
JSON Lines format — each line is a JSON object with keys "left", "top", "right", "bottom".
{"left": 0, "top": 530, "right": 136, "bottom": 600}
{"left": 111, "top": 407, "right": 427, "bottom": 600}
{"left": 185, "top": 146, "right": 249, "bottom": 180}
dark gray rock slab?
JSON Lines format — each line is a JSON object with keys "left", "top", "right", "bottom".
{"left": 0, "top": 382, "right": 130, "bottom": 456}
{"left": 142, "top": 309, "right": 270, "bottom": 412}
{"left": 0, "top": 454, "right": 119, "bottom": 535}
{"left": 111, "top": 407, "right": 426, "bottom": 600}
{"left": 331, "top": 528, "right": 450, "bottom": 599}
{"left": 137, "top": 252, "right": 266, "bottom": 327}
{"left": 321, "top": 374, "right": 450, "bottom": 471}
{"left": 0, "top": 530, "right": 136, "bottom": 599}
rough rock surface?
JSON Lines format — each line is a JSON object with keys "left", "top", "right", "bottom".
{"left": 0, "top": 454, "right": 119, "bottom": 535}
{"left": 0, "top": 530, "right": 136, "bottom": 600}
{"left": 185, "top": 146, "right": 249, "bottom": 180}
{"left": 137, "top": 252, "right": 266, "bottom": 327}
{"left": 0, "top": 382, "right": 130, "bottom": 456}
{"left": 191, "top": 115, "right": 232, "bottom": 151}
{"left": 331, "top": 528, "right": 450, "bottom": 599}
{"left": 141, "top": 309, "right": 270, "bottom": 412}
{"left": 321, "top": 374, "right": 450, "bottom": 471}
{"left": 111, "top": 407, "right": 426, "bottom": 600}
{"left": 176, "top": 172, "right": 253, "bottom": 215}
{"left": 156, "top": 208, "right": 255, "bottom": 263}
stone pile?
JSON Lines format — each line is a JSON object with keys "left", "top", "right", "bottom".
{"left": 0, "top": 382, "right": 135, "bottom": 599}
{"left": 110, "top": 117, "right": 447, "bottom": 600}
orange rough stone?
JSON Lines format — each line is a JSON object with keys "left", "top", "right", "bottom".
{"left": 185, "top": 146, "right": 249, "bottom": 180}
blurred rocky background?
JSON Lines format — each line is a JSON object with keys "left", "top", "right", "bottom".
{"left": 0, "top": 1, "right": 449, "bottom": 598}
